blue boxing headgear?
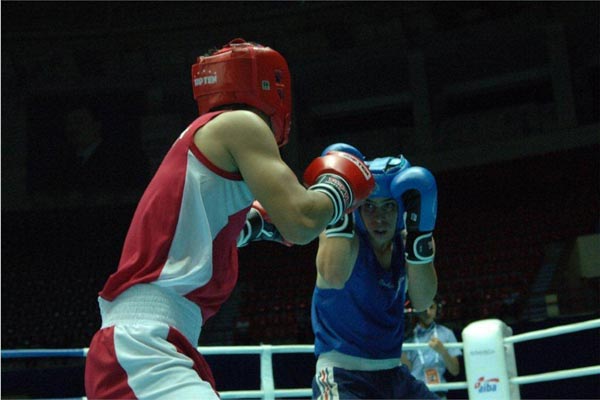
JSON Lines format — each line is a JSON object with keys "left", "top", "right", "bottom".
{"left": 354, "top": 155, "right": 411, "bottom": 235}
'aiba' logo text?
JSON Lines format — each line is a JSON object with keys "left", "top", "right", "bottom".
{"left": 474, "top": 376, "right": 499, "bottom": 393}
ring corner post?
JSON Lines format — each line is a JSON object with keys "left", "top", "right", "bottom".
{"left": 462, "top": 319, "right": 521, "bottom": 400}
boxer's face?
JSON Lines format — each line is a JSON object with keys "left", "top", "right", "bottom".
{"left": 360, "top": 198, "right": 398, "bottom": 244}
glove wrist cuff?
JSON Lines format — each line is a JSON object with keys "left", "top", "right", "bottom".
{"left": 309, "top": 174, "right": 352, "bottom": 225}
{"left": 405, "top": 231, "right": 434, "bottom": 264}
{"left": 236, "top": 208, "right": 264, "bottom": 247}
{"left": 325, "top": 213, "right": 355, "bottom": 238}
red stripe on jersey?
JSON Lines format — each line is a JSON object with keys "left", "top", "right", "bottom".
{"left": 189, "top": 142, "right": 243, "bottom": 181}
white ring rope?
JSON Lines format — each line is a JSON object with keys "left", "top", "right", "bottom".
{"left": 2, "top": 318, "right": 598, "bottom": 399}
{"left": 504, "top": 318, "right": 600, "bottom": 344}
{"left": 197, "top": 344, "right": 315, "bottom": 355}
{"left": 511, "top": 365, "right": 600, "bottom": 386}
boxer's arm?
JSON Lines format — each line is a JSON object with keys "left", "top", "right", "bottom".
{"left": 407, "top": 260, "right": 438, "bottom": 312}
{"left": 196, "top": 110, "right": 332, "bottom": 244}
{"left": 195, "top": 111, "right": 373, "bottom": 245}
{"left": 315, "top": 227, "right": 359, "bottom": 289}
{"left": 392, "top": 166, "right": 438, "bottom": 311}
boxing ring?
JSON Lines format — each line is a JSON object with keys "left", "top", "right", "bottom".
{"left": 2, "top": 318, "right": 599, "bottom": 399}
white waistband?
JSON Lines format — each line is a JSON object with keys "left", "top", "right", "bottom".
{"left": 99, "top": 284, "right": 203, "bottom": 346}
{"left": 317, "top": 350, "right": 400, "bottom": 372}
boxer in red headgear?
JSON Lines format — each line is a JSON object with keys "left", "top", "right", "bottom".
{"left": 192, "top": 38, "right": 292, "bottom": 147}
{"left": 85, "top": 39, "right": 374, "bottom": 399}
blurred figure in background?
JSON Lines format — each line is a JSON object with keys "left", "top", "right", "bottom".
{"left": 63, "top": 105, "right": 150, "bottom": 202}
{"left": 401, "top": 296, "right": 461, "bottom": 400}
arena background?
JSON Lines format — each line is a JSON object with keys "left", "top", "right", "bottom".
{"left": 2, "top": 2, "right": 599, "bottom": 398}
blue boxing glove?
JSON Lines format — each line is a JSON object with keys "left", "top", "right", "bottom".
{"left": 390, "top": 166, "right": 437, "bottom": 264}
{"left": 321, "top": 143, "right": 366, "bottom": 159}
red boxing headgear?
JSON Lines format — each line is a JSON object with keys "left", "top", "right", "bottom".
{"left": 191, "top": 38, "right": 292, "bottom": 147}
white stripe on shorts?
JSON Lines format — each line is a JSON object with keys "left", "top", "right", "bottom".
{"left": 113, "top": 323, "right": 218, "bottom": 399}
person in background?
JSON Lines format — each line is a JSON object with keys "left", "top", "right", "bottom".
{"left": 84, "top": 39, "right": 375, "bottom": 399}
{"left": 63, "top": 105, "right": 150, "bottom": 202}
{"left": 401, "top": 296, "right": 462, "bottom": 400}
{"left": 311, "top": 144, "right": 440, "bottom": 399}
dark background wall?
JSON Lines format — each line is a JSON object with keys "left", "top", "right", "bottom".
{"left": 2, "top": 1, "right": 599, "bottom": 398}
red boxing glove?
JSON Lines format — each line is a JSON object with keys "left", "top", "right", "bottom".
{"left": 303, "top": 151, "right": 375, "bottom": 225}
{"left": 237, "top": 201, "right": 292, "bottom": 247}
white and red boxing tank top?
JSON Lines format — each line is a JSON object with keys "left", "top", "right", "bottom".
{"left": 99, "top": 111, "right": 253, "bottom": 322}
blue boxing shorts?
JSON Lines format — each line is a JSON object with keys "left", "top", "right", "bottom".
{"left": 312, "top": 364, "right": 439, "bottom": 399}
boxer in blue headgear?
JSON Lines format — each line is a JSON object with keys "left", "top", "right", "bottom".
{"left": 319, "top": 143, "right": 411, "bottom": 238}
{"left": 354, "top": 155, "right": 411, "bottom": 236}
{"left": 311, "top": 143, "right": 440, "bottom": 400}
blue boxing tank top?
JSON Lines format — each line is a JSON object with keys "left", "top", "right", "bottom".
{"left": 311, "top": 230, "right": 407, "bottom": 359}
